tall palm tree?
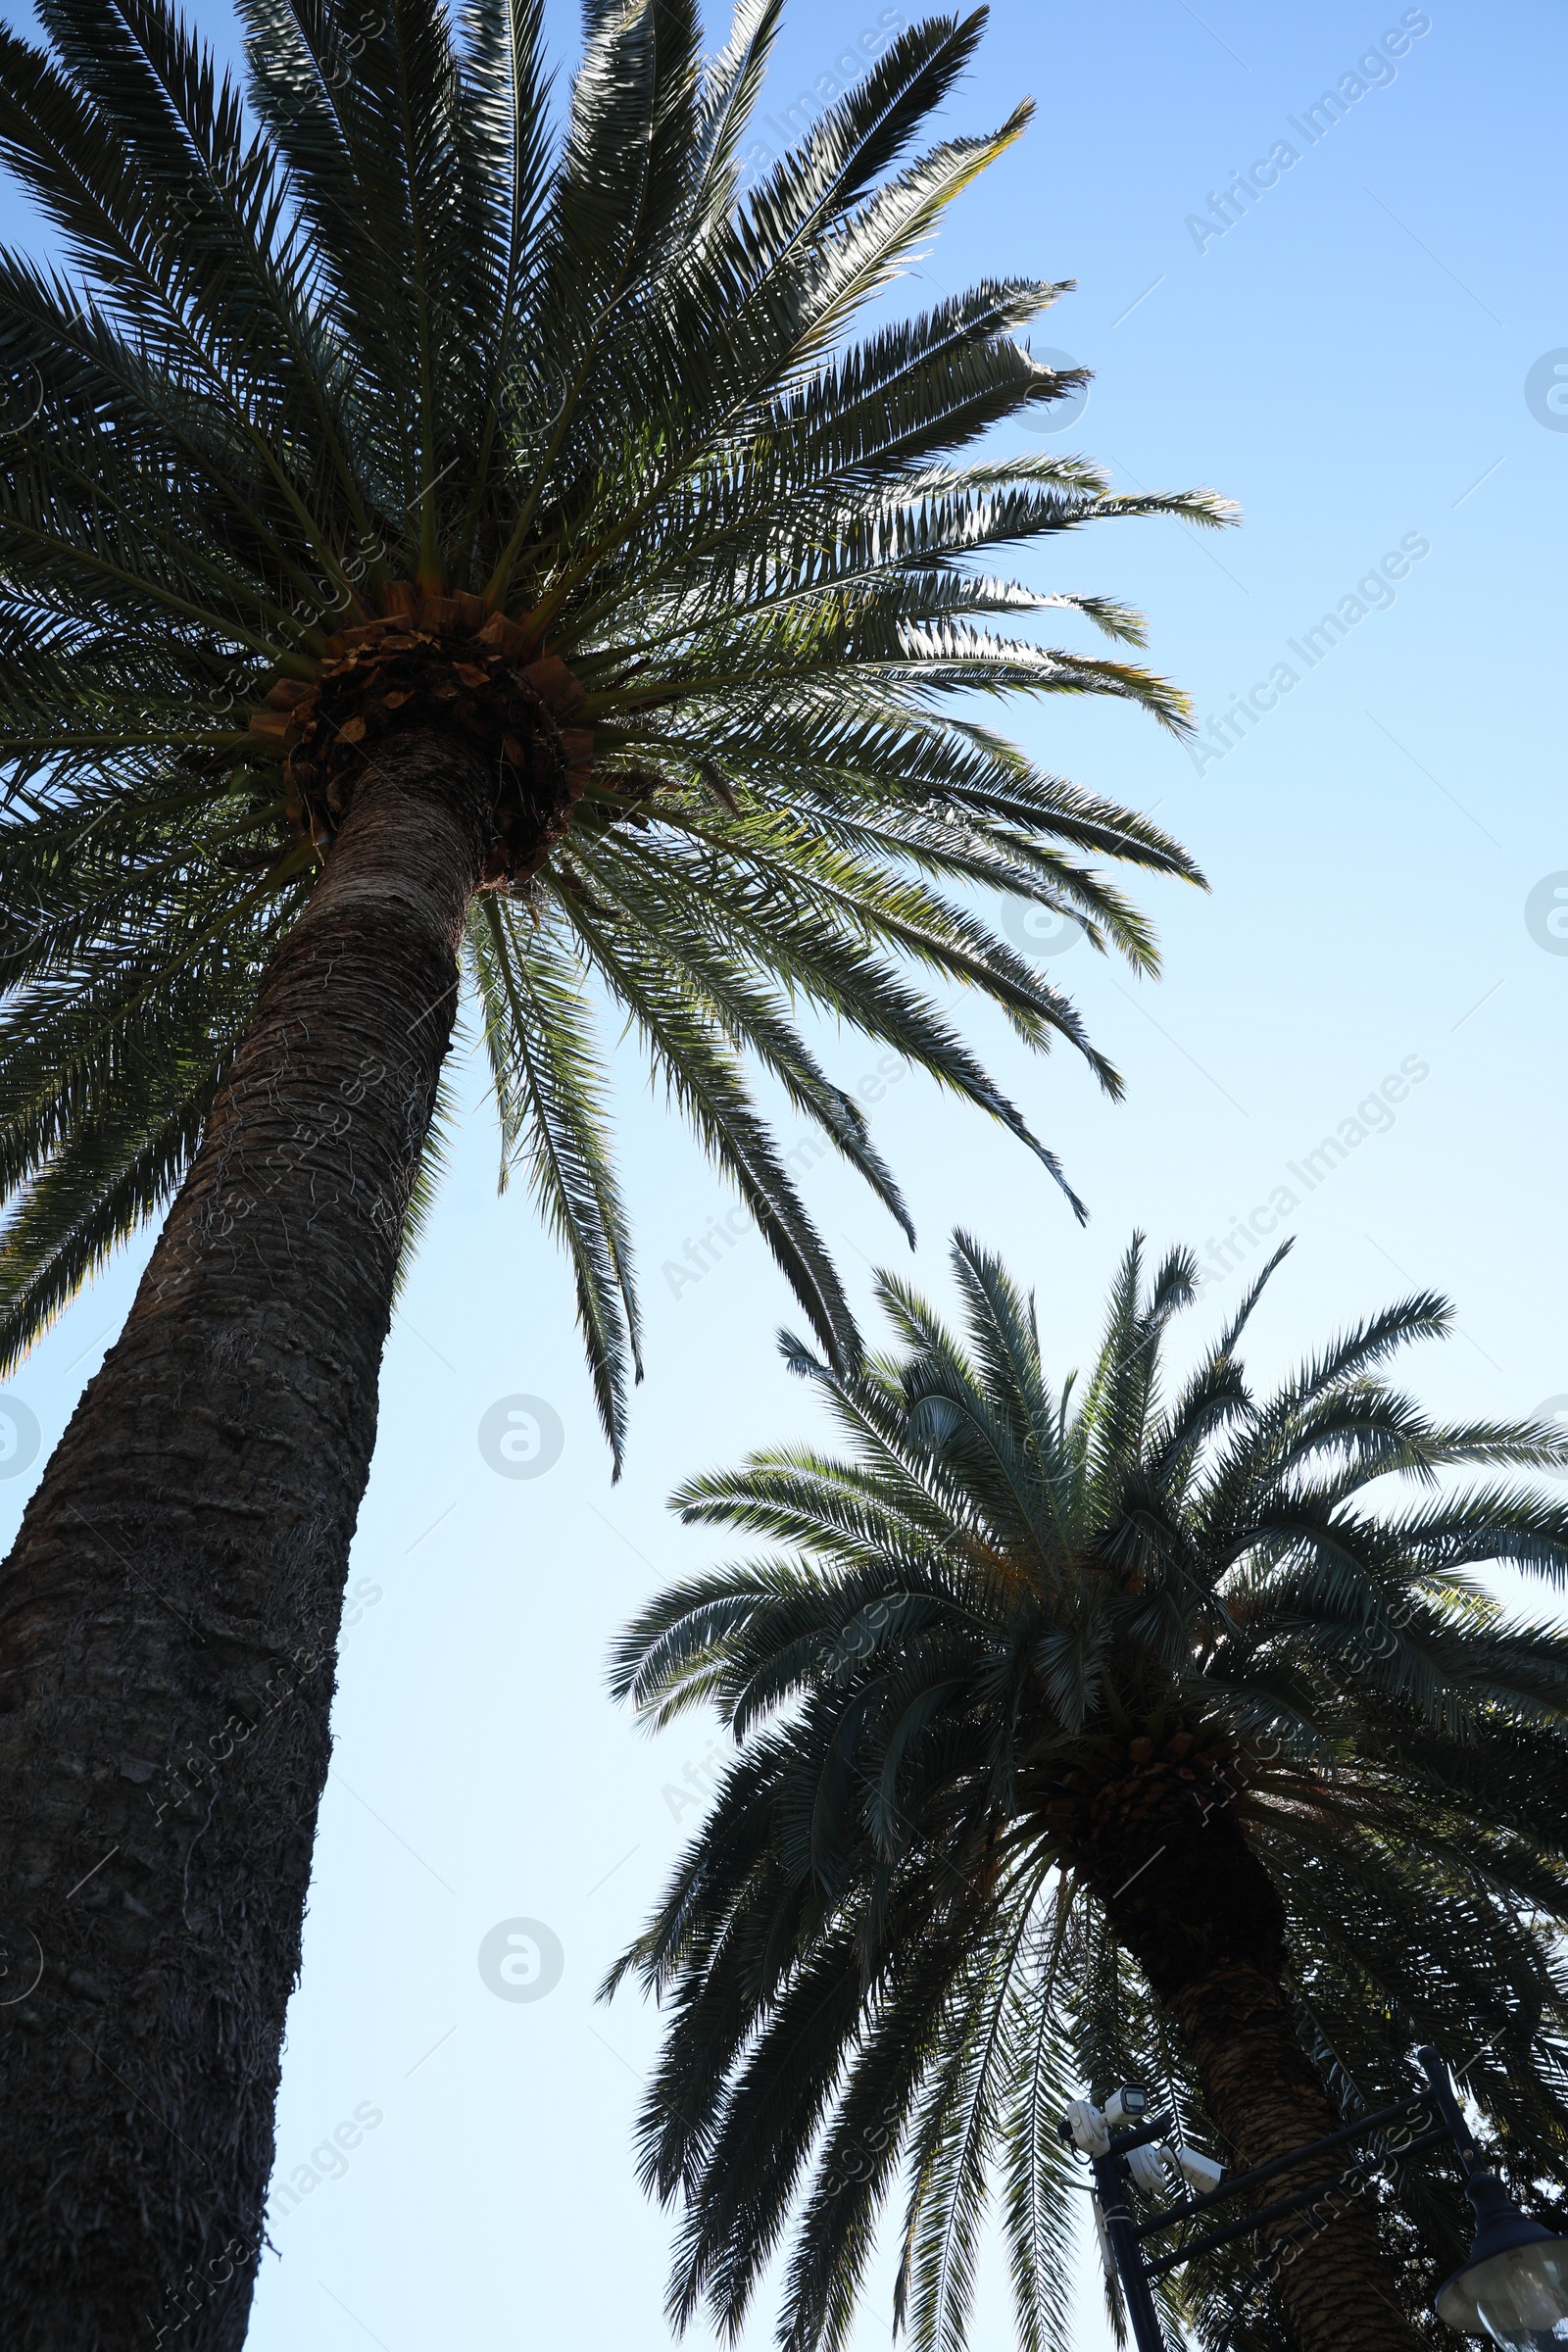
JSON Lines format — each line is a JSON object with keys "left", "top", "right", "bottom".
{"left": 0, "top": 0, "right": 1227, "bottom": 2333}
{"left": 610, "top": 1233, "right": 1568, "bottom": 2352}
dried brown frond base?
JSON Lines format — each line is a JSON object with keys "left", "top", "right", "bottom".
{"left": 247, "top": 585, "right": 593, "bottom": 884}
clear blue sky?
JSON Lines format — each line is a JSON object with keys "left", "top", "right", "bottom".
{"left": 2, "top": 2, "right": 1565, "bottom": 2346}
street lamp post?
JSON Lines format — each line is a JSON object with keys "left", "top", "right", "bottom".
{"left": 1061, "top": 2044, "right": 1568, "bottom": 2352}
{"left": 1421, "top": 2050, "right": 1568, "bottom": 2348}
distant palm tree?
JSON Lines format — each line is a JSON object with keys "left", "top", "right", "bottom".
{"left": 0, "top": 0, "right": 1227, "bottom": 2331}
{"left": 611, "top": 1232, "right": 1568, "bottom": 2352}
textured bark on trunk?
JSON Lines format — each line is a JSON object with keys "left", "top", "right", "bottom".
{"left": 0, "top": 724, "right": 494, "bottom": 2349}
{"left": 1092, "top": 1794, "right": 1424, "bottom": 2352}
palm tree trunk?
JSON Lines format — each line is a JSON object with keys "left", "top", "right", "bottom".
{"left": 0, "top": 724, "right": 495, "bottom": 2349}
{"left": 1164, "top": 1955, "right": 1423, "bottom": 2352}
{"left": 1094, "top": 1808, "right": 1425, "bottom": 2352}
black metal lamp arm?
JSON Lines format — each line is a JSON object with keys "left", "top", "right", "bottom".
{"left": 1416, "top": 2044, "right": 1485, "bottom": 2178}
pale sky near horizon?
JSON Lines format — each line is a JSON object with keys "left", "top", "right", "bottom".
{"left": 2, "top": 2, "right": 1566, "bottom": 2346}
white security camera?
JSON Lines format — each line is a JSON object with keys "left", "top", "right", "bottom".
{"left": 1061, "top": 2098, "right": 1109, "bottom": 2157}
{"left": 1061, "top": 2087, "right": 1150, "bottom": 2156}
{"left": 1126, "top": 2138, "right": 1225, "bottom": 2200}
{"left": 1059, "top": 2086, "right": 1222, "bottom": 2207}
{"left": 1174, "top": 2144, "right": 1225, "bottom": 2195}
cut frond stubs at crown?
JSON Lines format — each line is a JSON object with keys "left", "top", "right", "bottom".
{"left": 245, "top": 585, "right": 593, "bottom": 884}
{"left": 0, "top": 0, "right": 1236, "bottom": 1458}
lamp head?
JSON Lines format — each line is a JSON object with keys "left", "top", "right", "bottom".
{"left": 1435, "top": 2172, "right": 1568, "bottom": 2348}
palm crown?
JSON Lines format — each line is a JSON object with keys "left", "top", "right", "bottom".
{"left": 0, "top": 0, "right": 1227, "bottom": 1455}
{"left": 610, "top": 1233, "right": 1568, "bottom": 2352}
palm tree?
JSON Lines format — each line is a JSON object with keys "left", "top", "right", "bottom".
{"left": 0, "top": 0, "right": 1229, "bottom": 2332}
{"left": 610, "top": 1232, "right": 1568, "bottom": 2352}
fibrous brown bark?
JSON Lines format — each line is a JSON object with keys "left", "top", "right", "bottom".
{"left": 1088, "top": 1773, "right": 1424, "bottom": 2352}
{"left": 0, "top": 723, "right": 496, "bottom": 2349}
